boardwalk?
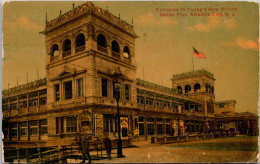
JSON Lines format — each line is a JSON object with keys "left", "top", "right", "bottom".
{"left": 92, "top": 136, "right": 258, "bottom": 163}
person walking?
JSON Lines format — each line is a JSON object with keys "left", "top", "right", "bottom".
{"left": 104, "top": 137, "right": 112, "bottom": 160}
{"left": 81, "top": 135, "right": 91, "bottom": 163}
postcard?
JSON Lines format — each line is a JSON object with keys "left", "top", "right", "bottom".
{"left": 2, "top": 1, "right": 259, "bottom": 163}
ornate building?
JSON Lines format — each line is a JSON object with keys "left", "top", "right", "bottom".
{"left": 2, "top": 2, "right": 258, "bottom": 149}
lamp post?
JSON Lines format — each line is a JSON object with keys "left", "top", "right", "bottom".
{"left": 114, "top": 81, "right": 124, "bottom": 158}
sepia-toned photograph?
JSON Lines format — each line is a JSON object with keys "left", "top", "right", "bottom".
{"left": 2, "top": 1, "right": 259, "bottom": 163}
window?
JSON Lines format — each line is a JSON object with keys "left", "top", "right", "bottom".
{"left": 146, "top": 98, "right": 154, "bottom": 106}
{"left": 147, "top": 117, "right": 154, "bottom": 135}
{"left": 77, "top": 78, "right": 84, "bottom": 97}
{"left": 219, "top": 103, "right": 226, "bottom": 108}
{"left": 194, "top": 83, "right": 201, "bottom": 92}
{"left": 76, "top": 34, "right": 85, "bottom": 47}
{"left": 123, "top": 46, "right": 130, "bottom": 58}
{"left": 137, "top": 96, "right": 144, "bottom": 104}
{"left": 3, "top": 122, "right": 9, "bottom": 138}
{"left": 157, "top": 118, "right": 163, "bottom": 135}
{"left": 103, "top": 115, "right": 115, "bottom": 133}
{"left": 63, "top": 39, "right": 71, "bottom": 52}
{"left": 63, "top": 39, "right": 71, "bottom": 57}
{"left": 112, "top": 41, "right": 120, "bottom": 53}
{"left": 64, "top": 81, "right": 73, "bottom": 99}
{"left": 75, "top": 34, "right": 85, "bottom": 53}
{"left": 101, "top": 78, "right": 108, "bottom": 97}
{"left": 66, "top": 116, "right": 77, "bottom": 133}
{"left": 166, "top": 119, "right": 171, "bottom": 134}
{"left": 40, "top": 119, "right": 48, "bottom": 135}
{"left": 11, "top": 123, "right": 17, "bottom": 137}
{"left": 125, "top": 84, "right": 130, "bottom": 101}
{"left": 97, "top": 34, "right": 107, "bottom": 48}
{"left": 20, "top": 122, "right": 27, "bottom": 136}
{"left": 185, "top": 85, "right": 191, "bottom": 94}
{"left": 50, "top": 44, "right": 59, "bottom": 57}
{"left": 55, "top": 84, "right": 60, "bottom": 101}
{"left": 30, "top": 121, "right": 38, "bottom": 136}
{"left": 138, "top": 117, "right": 144, "bottom": 136}
{"left": 40, "top": 98, "right": 46, "bottom": 105}
{"left": 177, "top": 86, "right": 182, "bottom": 94}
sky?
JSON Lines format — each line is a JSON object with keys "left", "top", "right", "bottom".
{"left": 2, "top": 1, "right": 259, "bottom": 114}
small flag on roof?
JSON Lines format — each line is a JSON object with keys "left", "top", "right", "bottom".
{"left": 193, "top": 47, "right": 206, "bottom": 59}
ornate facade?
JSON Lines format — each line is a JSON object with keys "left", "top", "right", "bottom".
{"left": 2, "top": 2, "right": 258, "bottom": 149}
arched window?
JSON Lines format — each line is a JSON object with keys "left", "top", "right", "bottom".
{"left": 208, "top": 84, "right": 211, "bottom": 93}
{"left": 63, "top": 39, "right": 71, "bottom": 57}
{"left": 212, "top": 86, "right": 214, "bottom": 94}
{"left": 123, "top": 46, "right": 130, "bottom": 58}
{"left": 75, "top": 34, "right": 85, "bottom": 53}
{"left": 177, "top": 86, "right": 182, "bottom": 94}
{"left": 194, "top": 83, "right": 201, "bottom": 92}
{"left": 112, "top": 41, "right": 120, "bottom": 53}
{"left": 50, "top": 44, "right": 59, "bottom": 57}
{"left": 206, "top": 84, "right": 208, "bottom": 92}
{"left": 97, "top": 34, "right": 107, "bottom": 48}
{"left": 185, "top": 85, "right": 191, "bottom": 94}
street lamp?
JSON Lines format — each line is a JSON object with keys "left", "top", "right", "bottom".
{"left": 114, "top": 81, "right": 125, "bottom": 158}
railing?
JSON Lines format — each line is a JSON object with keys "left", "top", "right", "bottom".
{"left": 75, "top": 45, "right": 85, "bottom": 53}
{"left": 112, "top": 52, "right": 120, "bottom": 59}
{"left": 151, "top": 132, "right": 237, "bottom": 144}
{"left": 63, "top": 51, "right": 71, "bottom": 57}
{"left": 51, "top": 56, "right": 59, "bottom": 62}
{"left": 97, "top": 46, "right": 107, "bottom": 53}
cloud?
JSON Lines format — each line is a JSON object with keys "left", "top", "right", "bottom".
{"left": 136, "top": 13, "right": 178, "bottom": 26}
{"left": 221, "top": 37, "right": 258, "bottom": 51}
{"left": 4, "top": 16, "right": 41, "bottom": 31}
{"left": 187, "top": 16, "right": 236, "bottom": 32}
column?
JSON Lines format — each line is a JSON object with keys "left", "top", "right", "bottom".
{"left": 8, "top": 98, "right": 10, "bottom": 116}
{"left": 17, "top": 96, "right": 19, "bottom": 114}
{"left": 154, "top": 118, "right": 157, "bottom": 136}
{"left": 27, "top": 121, "right": 30, "bottom": 141}
{"left": 144, "top": 117, "right": 148, "bottom": 140}
{"left": 26, "top": 93, "right": 29, "bottom": 113}
{"left": 177, "top": 118, "right": 180, "bottom": 136}
{"left": 38, "top": 120, "right": 41, "bottom": 141}
{"left": 163, "top": 119, "right": 166, "bottom": 135}
{"left": 37, "top": 91, "right": 40, "bottom": 112}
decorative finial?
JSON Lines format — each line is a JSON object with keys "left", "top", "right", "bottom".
{"left": 60, "top": 10, "right": 62, "bottom": 16}
{"left": 106, "top": 6, "right": 108, "bottom": 11}
{"left": 73, "top": 3, "right": 75, "bottom": 9}
{"left": 45, "top": 12, "right": 48, "bottom": 24}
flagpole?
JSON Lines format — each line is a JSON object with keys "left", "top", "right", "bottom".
{"left": 192, "top": 48, "right": 194, "bottom": 71}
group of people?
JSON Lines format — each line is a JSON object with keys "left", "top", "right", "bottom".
{"left": 79, "top": 135, "right": 112, "bottom": 163}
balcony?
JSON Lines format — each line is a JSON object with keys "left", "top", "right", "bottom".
{"left": 51, "top": 56, "right": 59, "bottom": 62}
{"left": 63, "top": 50, "right": 71, "bottom": 57}
{"left": 112, "top": 52, "right": 120, "bottom": 59}
{"left": 97, "top": 46, "right": 107, "bottom": 53}
{"left": 75, "top": 45, "right": 85, "bottom": 53}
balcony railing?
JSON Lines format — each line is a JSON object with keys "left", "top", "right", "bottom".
{"left": 63, "top": 50, "right": 71, "bottom": 57}
{"left": 51, "top": 56, "right": 59, "bottom": 62}
{"left": 75, "top": 45, "right": 85, "bottom": 53}
{"left": 97, "top": 46, "right": 108, "bottom": 53}
{"left": 112, "top": 52, "right": 120, "bottom": 59}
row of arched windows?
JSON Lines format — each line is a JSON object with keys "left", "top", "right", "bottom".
{"left": 97, "top": 34, "right": 131, "bottom": 59}
{"left": 50, "top": 33, "right": 86, "bottom": 58}
{"left": 177, "top": 83, "right": 214, "bottom": 94}
{"left": 50, "top": 33, "right": 131, "bottom": 60}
